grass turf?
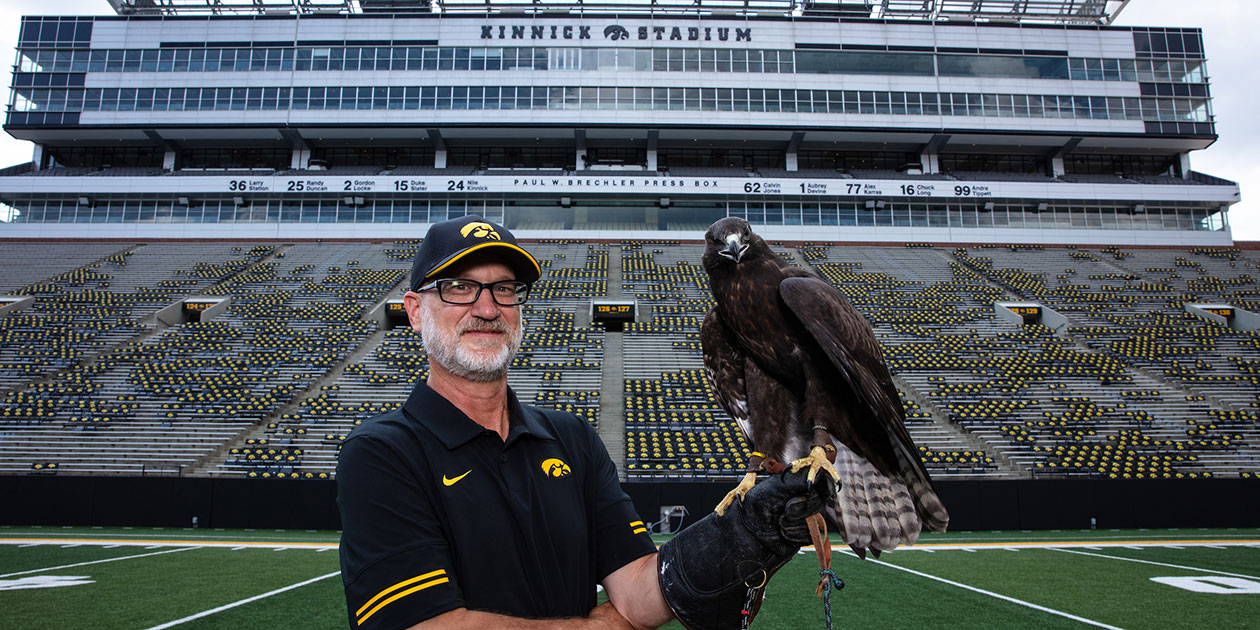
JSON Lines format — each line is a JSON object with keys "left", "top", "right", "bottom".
{"left": 2, "top": 526, "right": 1258, "bottom": 629}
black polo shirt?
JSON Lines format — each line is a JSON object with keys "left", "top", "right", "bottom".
{"left": 337, "top": 381, "right": 655, "bottom": 629}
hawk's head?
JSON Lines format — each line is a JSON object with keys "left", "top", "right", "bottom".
{"left": 704, "top": 217, "right": 759, "bottom": 265}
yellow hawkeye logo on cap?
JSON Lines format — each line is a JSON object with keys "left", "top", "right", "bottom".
{"left": 442, "top": 470, "right": 471, "bottom": 486}
{"left": 460, "top": 222, "right": 500, "bottom": 240}
{"left": 540, "top": 458, "right": 571, "bottom": 478}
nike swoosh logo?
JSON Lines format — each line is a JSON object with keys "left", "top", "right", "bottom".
{"left": 442, "top": 470, "right": 471, "bottom": 487}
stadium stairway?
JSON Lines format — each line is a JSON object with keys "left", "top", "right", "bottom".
{"left": 192, "top": 307, "right": 399, "bottom": 476}
{"left": 190, "top": 242, "right": 413, "bottom": 478}
{"left": 596, "top": 244, "right": 628, "bottom": 479}
{"left": 888, "top": 372, "right": 1024, "bottom": 478}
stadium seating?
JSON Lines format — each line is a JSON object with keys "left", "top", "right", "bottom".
{"left": 2, "top": 239, "right": 1257, "bottom": 481}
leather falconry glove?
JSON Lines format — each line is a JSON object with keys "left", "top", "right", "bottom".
{"left": 657, "top": 468, "right": 836, "bottom": 630}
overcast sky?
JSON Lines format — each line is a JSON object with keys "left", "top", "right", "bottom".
{"left": 0, "top": 0, "right": 1255, "bottom": 240}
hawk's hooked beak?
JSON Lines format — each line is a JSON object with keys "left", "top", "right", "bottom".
{"left": 719, "top": 233, "right": 748, "bottom": 263}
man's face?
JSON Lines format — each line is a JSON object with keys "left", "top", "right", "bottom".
{"left": 406, "top": 260, "right": 524, "bottom": 383}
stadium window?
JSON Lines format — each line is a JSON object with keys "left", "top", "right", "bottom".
{"left": 357, "top": 47, "right": 376, "bottom": 72}
{"left": 815, "top": 203, "right": 835, "bottom": 226}
{"left": 981, "top": 94, "right": 999, "bottom": 117}
{"left": 572, "top": 48, "right": 593, "bottom": 71}
{"left": 593, "top": 48, "right": 613, "bottom": 70}
{"left": 576, "top": 86, "right": 594, "bottom": 110}
{"left": 412, "top": 47, "right": 433, "bottom": 71}
{"left": 764, "top": 202, "right": 784, "bottom": 224}
{"left": 395, "top": 46, "right": 417, "bottom": 71}
{"left": 735, "top": 201, "right": 758, "bottom": 223}
{"left": 664, "top": 49, "right": 682, "bottom": 73}
{"left": 525, "top": 86, "right": 543, "bottom": 110}
{"left": 218, "top": 49, "right": 237, "bottom": 72}
{"left": 856, "top": 205, "right": 875, "bottom": 227}
{"left": 824, "top": 90, "right": 840, "bottom": 114}
{"left": 748, "top": 50, "right": 766, "bottom": 74}
{"left": 649, "top": 48, "right": 666, "bottom": 72}
{"left": 782, "top": 202, "right": 801, "bottom": 225}
{"left": 684, "top": 49, "right": 700, "bottom": 72}
{"left": 134, "top": 88, "right": 153, "bottom": 111}
{"left": 94, "top": 50, "right": 113, "bottom": 72}
{"left": 891, "top": 204, "right": 911, "bottom": 227}
{"left": 909, "top": 204, "right": 928, "bottom": 227}
{"left": 699, "top": 49, "right": 716, "bottom": 72}
{"left": 922, "top": 205, "right": 942, "bottom": 228}
{"left": 386, "top": 200, "right": 408, "bottom": 223}
{"left": 874, "top": 92, "right": 891, "bottom": 115}
{"left": 801, "top": 203, "right": 821, "bottom": 226}
{"left": 857, "top": 91, "right": 874, "bottom": 115}
{"left": 411, "top": 200, "right": 435, "bottom": 223}
{"left": 598, "top": 87, "right": 617, "bottom": 110}
{"left": 995, "top": 205, "right": 1015, "bottom": 227}
{"left": 1098, "top": 206, "right": 1118, "bottom": 229}
{"left": 445, "top": 200, "right": 467, "bottom": 221}
{"left": 838, "top": 202, "right": 859, "bottom": 226}
{"left": 714, "top": 87, "right": 732, "bottom": 112}
{"left": 700, "top": 87, "right": 716, "bottom": 111}
{"left": 770, "top": 89, "right": 787, "bottom": 113}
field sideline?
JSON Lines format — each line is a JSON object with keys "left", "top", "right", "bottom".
{"left": 2, "top": 526, "right": 1258, "bottom": 629}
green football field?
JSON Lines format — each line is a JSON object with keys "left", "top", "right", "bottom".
{"left": 1, "top": 525, "right": 1258, "bottom": 629}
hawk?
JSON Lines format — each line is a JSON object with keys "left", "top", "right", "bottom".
{"left": 702, "top": 217, "right": 948, "bottom": 557}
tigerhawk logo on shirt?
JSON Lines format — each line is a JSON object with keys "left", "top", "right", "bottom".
{"left": 540, "top": 458, "right": 571, "bottom": 478}
{"left": 459, "top": 222, "right": 500, "bottom": 240}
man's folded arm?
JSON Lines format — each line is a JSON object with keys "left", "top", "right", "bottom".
{"left": 602, "top": 552, "right": 674, "bottom": 630}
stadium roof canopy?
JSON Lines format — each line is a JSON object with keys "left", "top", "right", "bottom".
{"left": 105, "top": 0, "right": 1132, "bottom": 24}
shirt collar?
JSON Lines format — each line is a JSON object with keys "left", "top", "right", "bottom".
{"left": 403, "top": 380, "right": 555, "bottom": 449}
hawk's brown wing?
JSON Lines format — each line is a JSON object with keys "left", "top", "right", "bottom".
{"left": 779, "top": 276, "right": 948, "bottom": 534}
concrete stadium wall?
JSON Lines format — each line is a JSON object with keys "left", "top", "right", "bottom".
{"left": 0, "top": 476, "right": 1256, "bottom": 532}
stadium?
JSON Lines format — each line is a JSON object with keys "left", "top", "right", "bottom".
{"left": 0, "top": 1, "right": 1257, "bottom": 628}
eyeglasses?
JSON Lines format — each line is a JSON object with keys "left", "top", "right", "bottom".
{"left": 416, "top": 278, "right": 531, "bottom": 306}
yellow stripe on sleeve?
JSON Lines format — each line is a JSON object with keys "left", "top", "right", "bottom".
{"left": 357, "top": 577, "right": 450, "bottom": 626}
{"left": 632, "top": 527, "right": 648, "bottom": 535}
{"left": 355, "top": 569, "right": 447, "bottom": 618}
{"left": 629, "top": 521, "right": 644, "bottom": 527}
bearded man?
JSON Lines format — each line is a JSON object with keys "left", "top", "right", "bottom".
{"left": 338, "top": 216, "right": 834, "bottom": 630}
{"left": 336, "top": 216, "right": 673, "bottom": 630}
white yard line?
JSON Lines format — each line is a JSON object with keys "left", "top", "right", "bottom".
{"left": 0, "top": 546, "right": 199, "bottom": 579}
{"left": 1049, "top": 548, "right": 1260, "bottom": 580}
{"left": 858, "top": 553, "right": 1126, "bottom": 630}
{"left": 0, "top": 539, "right": 336, "bottom": 551}
{"left": 143, "top": 571, "right": 341, "bottom": 630}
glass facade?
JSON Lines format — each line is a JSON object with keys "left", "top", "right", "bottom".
{"left": 14, "top": 45, "right": 1207, "bottom": 84}
{"left": 0, "top": 197, "right": 1227, "bottom": 233}
{"left": 0, "top": 17, "right": 1230, "bottom": 240}
{"left": 9, "top": 85, "right": 1212, "bottom": 124}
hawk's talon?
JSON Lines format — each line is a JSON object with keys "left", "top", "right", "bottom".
{"left": 715, "top": 472, "right": 758, "bottom": 516}
{"left": 790, "top": 446, "right": 842, "bottom": 484}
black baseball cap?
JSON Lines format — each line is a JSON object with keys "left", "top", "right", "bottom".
{"left": 410, "top": 215, "right": 541, "bottom": 291}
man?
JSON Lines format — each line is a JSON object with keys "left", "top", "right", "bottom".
{"left": 337, "top": 216, "right": 672, "bottom": 629}
{"left": 338, "top": 215, "right": 832, "bottom": 630}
